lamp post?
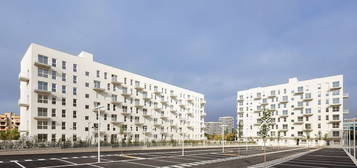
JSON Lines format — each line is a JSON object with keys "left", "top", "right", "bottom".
{"left": 95, "top": 106, "right": 104, "bottom": 163}
{"left": 181, "top": 132, "right": 185, "bottom": 156}
{"left": 221, "top": 125, "right": 227, "bottom": 153}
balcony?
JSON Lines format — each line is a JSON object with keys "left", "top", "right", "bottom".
{"left": 254, "top": 109, "right": 262, "bottom": 113}
{"left": 279, "top": 114, "right": 289, "bottom": 118}
{"left": 92, "top": 108, "right": 105, "bottom": 113}
{"left": 135, "top": 101, "right": 143, "bottom": 108}
{"left": 154, "top": 123, "right": 161, "bottom": 127}
{"left": 134, "top": 84, "right": 144, "bottom": 90}
{"left": 200, "top": 100, "right": 206, "bottom": 105}
{"left": 121, "top": 90, "right": 131, "bottom": 97}
{"left": 34, "top": 89, "right": 51, "bottom": 95}
{"left": 303, "top": 97, "right": 313, "bottom": 102}
{"left": 330, "top": 85, "right": 342, "bottom": 90}
{"left": 170, "top": 92, "right": 178, "bottom": 99}
{"left": 294, "top": 90, "right": 304, "bottom": 95}
{"left": 34, "top": 116, "right": 51, "bottom": 120}
{"left": 330, "top": 102, "right": 341, "bottom": 107}
{"left": 160, "top": 98, "right": 168, "bottom": 105}
{"left": 34, "top": 61, "right": 51, "bottom": 69}
{"left": 293, "top": 121, "right": 304, "bottom": 125}
{"left": 19, "top": 74, "right": 29, "bottom": 82}
{"left": 261, "top": 101, "right": 268, "bottom": 106}
{"left": 187, "top": 125, "right": 194, "bottom": 129}
{"left": 160, "top": 114, "right": 168, "bottom": 120}
{"left": 111, "top": 99, "right": 121, "bottom": 105}
{"left": 143, "top": 94, "right": 151, "bottom": 100}
{"left": 328, "top": 120, "right": 341, "bottom": 124}
{"left": 344, "top": 109, "right": 349, "bottom": 114}
{"left": 280, "top": 99, "right": 288, "bottom": 104}
{"left": 267, "top": 94, "right": 276, "bottom": 98}
{"left": 143, "top": 112, "right": 151, "bottom": 118}
{"left": 187, "top": 111, "right": 194, "bottom": 117}
{"left": 293, "top": 105, "right": 304, "bottom": 110}
{"left": 18, "top": 99, "right": 29, "bottom": 107}
{"left": 278, "top": 129, "right": 288, "bottom": 132}
{"left": 121, "top": 111, "right": 130, "bottom": 116}
{"left": 201, "top": 112, "right": 207, "bottom": 116}
{"left": 303, "top": 113, "right": 313, "bottom": 117}
{"left": 179, "top": 103, "right": 186, "bottom": 108}
{"left": 154, "top": 89, "right": 162, "bottom": 95}
{"left": 154, "top": 105, "right": 161, "bottom": 111}
{"left": 254, "top": 96, "right": 262, "bottom": 100}
{"left": 143, "top": 130, "right": 152, "bottom": 135}
{"left": 303, "top": 128, "right": 313, "bottom": 132}
{"left": 135, "top": 120, "right": 143, "bottom": 126}
{"left": 344, "top": 93, "right": 349, "bottom": 99}
{"left": 111, "top": 120, "right": 123, "bottom": 125}
{"left": 93, "top": 86, "right": 105, "bottom": 92}
{"left": 187, "top": 97, "right": 194, "bottom": 103}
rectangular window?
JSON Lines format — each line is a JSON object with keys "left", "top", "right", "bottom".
{"left": 52, "top": 58, "right": 56, "bottom": 67}
{"left": 73, "top": 99, "right": 77, "bottom": 107}
{"left": 62, "top": 85, "right": 66, "bottom": 94}
{"left": 96, "top": 70, "right": 100, "bottom": 77}
{"left": 73, "top": 75, "right": 77, "bottom": 84}
{"left": 73, "top": 111, "right": 77, "bottom": 118}
{"left": 62, "top": 98, "right": 66, "bottom": 106}
{"left": 37, "top": 107, "right": 48, "bottom": 117}
{"left": 62, "top": 122, "right": 66, "bottom": 130}
{"left": 51, "top": 109, "right": 56, "bottom": 117}
{"left": 38, "top": 55, "right": 48, "bottom": 64}
{"left": 333, "top": 131, "right": 340, "bottom": 137}
{"left": 73, "top": 122, "right": 77, "bottom": 130}
{"left": 332, "top": 106, "right": 340, "bottom": 112}
{"left": 38, "top": 134, "right": 48, "bottom": 142}
{"left": 62, "top": 109, "right": 66, "bottom": 118}
{"left": 85, "top": 71, "right": 89, "bottom": 76}
{"left": 332, "top": 123, "right": 339, "bottom": 128}
{"left": 38, "top": 81, "right": 48, "bottom": 91}
{"left": 62, "top": 73, "right": 66, "bottom": 82}
{"left": 52, "top": 97, "right": 56, "bottom": 105}
{"left": 333, "top": 115, "right": 339, "bottom": 120}
{"left": 51, "top": 134, "right": 56, "bottom": 142}
{"left": 37, "top": 121, "right": 48, "bottom": 129}
{"left": 73, "top": 64, "right": 77, "bottom": 72}
{"left": 38, "top": 68, "right": 49, "bottom": 78}
{"left": 73, "top": 87, "right": 77, "bottom": 95}
{"left": 52, "top": 83, "right": 56, "bottom": 92}
{"left": 52, "top": 71, "right": 56, "bottom": 80}
{"left": 37, "top": 95, "right": 48, "bottom": 103}
{"left": 62, "top": 61, "right": 66, "bottom": 70}
{"left": 51, "top": 121, "right": 56, "bottom": 130}
{"left": 104, "top": 72, "right": 107, "bottom": 79}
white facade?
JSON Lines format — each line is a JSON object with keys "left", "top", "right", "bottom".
{"left": 218, "top": 116, "right": 234, "bottom": 133}
{"left": 237, "top": 76, "right": 348, "bottom": 146}
{"left": 19, "top": 43, "right": 206, "bottom": 143}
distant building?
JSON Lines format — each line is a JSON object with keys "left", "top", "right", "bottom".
{"left": 219, "top": 116, "right": 234, "bottom": 133}
{"left": 0, "top": 112, "right": 20, "bottom": 131}
{"left": 344, "top": 118, "right": 357, "bottom": 130}
{"left": 204, "top": 122, "right": 221, "bottom": 135}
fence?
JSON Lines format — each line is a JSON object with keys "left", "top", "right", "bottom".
{"left": 343, "top": 119, "right": 357, "bottom": 162}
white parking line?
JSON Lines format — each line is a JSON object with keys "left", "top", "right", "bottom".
{"left": 55, "top": 158, "right": 77, "bottom": 165}
{"left": 14, "top": 161, "right": 26, "bottom": 168}
{"left": 126, "top": 161, "right": 157, "bottom": 167}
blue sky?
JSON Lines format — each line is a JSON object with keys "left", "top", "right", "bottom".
{"left": 0, "top": 0, "right": 356, "bottom": 121}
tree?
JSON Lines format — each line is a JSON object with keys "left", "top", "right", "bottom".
{"left": 258, "top": 108, "right": 273, "bottom": 163}
{"left": 0, "top": 128, "right": 20, "bottom": 140}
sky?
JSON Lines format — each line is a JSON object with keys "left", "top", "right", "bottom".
{"left": 0, "top": 0, "right": 356, "bottom": 122}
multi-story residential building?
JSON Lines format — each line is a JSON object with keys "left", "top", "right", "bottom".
{"left": 0, "top": 112, "right": 20, "bottom": 131}
{"left": 204, "top": 122, "right": 221, "bottom": 135}
{"left": 237, "top": 75, "right": 348, "bottom": 146}
{"left": 18, "top": 43, "right": 206, "bottom": 143}
{"left": 219, "top": 116, "right": 234, "bottom": 133}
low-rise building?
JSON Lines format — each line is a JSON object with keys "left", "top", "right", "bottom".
{"left": 219, "top": 116, "right": 234, "bottom": 133}
{"left": 204, "top": 122, "right": 221, "bottom": 135}
{"left": 0, "top": 112, "right": 20, "bottom": 131}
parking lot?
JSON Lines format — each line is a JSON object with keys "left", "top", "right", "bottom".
{"left": 0, "top": 146, "right": 310, "bottom": 168}
{"left": 272, "top": 148, "right": 356, "bottom": 168}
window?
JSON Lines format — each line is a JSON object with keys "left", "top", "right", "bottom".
{"left": 332, "top": 90, "right": 340, "bottom": 96}
{"left": 332, "top": 123, "right": 339, "bottom": 128}
{"left": 52, "top": 83, "right": 56, "bottom": 92}
{"left": 73, "top": 75, "right": 77, "bottom": 84}
{"left": 51, "top": 134, "right": 56, "bottom": 142}
{"left": 332, "top": 81, "right": 340, "bottom": 88}
{"left": 73, "top": 87, "right": 77, "bottom": 95}
{"left": 52, "top": 58, "right": 56, "bottom": 67}
{"left": 85, "top": 105, "right": 89, "bottom": 109}
{"left": 73, "top": 64, "right": 77, "bottom": 72}
{"left": 38, "top": 68, "right": 49, "bottom": 78}
{"left": 85, "top": 116, "right": 89, "bottom": 120}
{"left": 37, "top": 107, "right": 48, "bottom": 117}
{"left": 62, "top": 61, "right": 66, "bottom": 70}
{"left": 62, "top": 98, "right": 66, "bottom": 106}
{"left": 332, "top": 131, "right": 340, "bottom": 137}
{"left": 51, "top": 121, "right": 56, "bottom": 129}
{"left": 51, "top": 109, "right": 56, "bottom": 117}
{"left": 94, "top": 80, "right": 101, "bottom": 88}
{"left": 96, "top": 70, "right": 100, "bottom": 77}
{"left": 61, "top": 134, "right": 65, "bottom": 142}
{"left": 62, "top": 73, "right": 66, "bottom": 82}
{"left": 85, "top": 71, "right": 89, "bottom": 76}
{"left": 37, "top": 121, "right": 48, "bottom": 129}
{"left": 332, "top": 106, "right": 340, "bottom": 112}
{"left": 38, "top": 55, "right": 48, "bottom": 64}
{"left": 38, "top": 95, "right": 48, "bottom": 103}
{"left": 38, "top": 81, "right": 48, "bottom": 91}
{"left": 62, "top": 109, "right": 66, "bottom": 118}
{"left": 73, "top": 122, "right": 77, "bottom": 130}
{"left": 52, "top": 71, "right": 56, "bottom": 80}
{"left": 333, "top": 115, "right": 339, "bottom": 120}
{"left": 73, "top": 111, "right": 77, "bottom": 118}
{"left": 73, "top": 135, "right": 77, "bottom": 142}
{"left": 62, "top": 122, "right": 66, "bottom": 130}
{"left": 85, "top": 82, "right": 89, "bottom": 87}
{"left": 52, "top": 97, "right": 56, "bottom": 105}
{"left": 326, "top": 115, "right": 329, "bottom": 120}
{"left": 37, "top": 134, "right": 48, "bottom": 142}
{"left": 85, "top": 94, "right": 89, "bottom": 98}
{"left": 332, "top": 98, "right": 340, "bottom": 104}
{"left": 104, "top": 72, "right": 107, "bottom": 79}
{"left": 73, "top": 99, "right": 77, "bottom": 107}
{"left": 62, "top": 85, "right": 66, "bottom": 94}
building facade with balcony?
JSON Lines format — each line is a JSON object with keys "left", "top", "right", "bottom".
{"left": 0, "top": 112, "right": 20, "bottom": 131}
{"left": 237, "top": 75, "right": 348, "bottom": 146}
{"left": 19, "top": 43, "right": 206, "bottom": 143}
{"left": 218, "top": 116, "right": 234, "bottom": 133}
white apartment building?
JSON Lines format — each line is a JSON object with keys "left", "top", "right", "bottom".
{"left": 204, "top": 122, "right": 221, "bottom": 135}
{"left": 218, "top": 116, "right": 234, "bottom": 133}
{"left": 19, "top": 43, "right": 206, "bottom": 143}
{"left": 237, "top": 75, "right": 348, "bottom": 146}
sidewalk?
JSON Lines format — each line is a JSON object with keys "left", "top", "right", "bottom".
{"left": 0, "top": 144, "right": 257, "bottom": 156}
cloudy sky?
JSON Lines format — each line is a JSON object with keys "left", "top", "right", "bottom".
{"left": 0, "top": 0, "right": 356, "bottom": 121}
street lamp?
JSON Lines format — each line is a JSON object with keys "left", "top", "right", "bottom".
{"left": 95, "top": 106, "right": 104, "bottom": 163}
{"left": 221, "top": 125, "right": 227, "bottom": 153}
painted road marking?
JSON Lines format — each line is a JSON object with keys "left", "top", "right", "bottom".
{"left": 14, "top": 161, "right": 26, "bottom": 168}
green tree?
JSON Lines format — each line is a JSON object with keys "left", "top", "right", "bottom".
{"left": 258, "top": 108, "right": 273, "bottom": 162}
{"left": 0, "top": 128, "right": 20, "bottom": 140}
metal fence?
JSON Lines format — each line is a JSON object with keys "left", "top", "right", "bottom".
{"left": 343, "top": 119, "right": 356, "bottom": 160}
